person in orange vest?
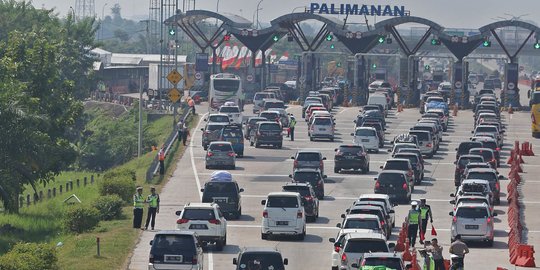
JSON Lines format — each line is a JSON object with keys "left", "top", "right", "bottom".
{"left": 187, "top": 98, "right": 196, "bottom": 114}
{"left": 158, "top": 146, "right": 165, "bottom": 175}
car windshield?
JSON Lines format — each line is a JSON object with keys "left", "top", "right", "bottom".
{"left": 297, "top": 153, "right": 320, "bottom": 161}
{"left": 343, "top": 219, "right": 380, "bottom": 230}
{"left": 204, "top": 182, "right": 236, "bottom": 193}
{"left": 282, "top": 186, "right": 310, "bottom": 197}
{"left": 344, "top": 240, "right": 389, "bottom": 253}
{"left": 238, "top": 253, "right": 284, "bottom": 270}
{"left": 266, "top": 196, "right": 299, "bottom": 208}
{"left": 384, "top": 161, "right": 409, "bottom": 170}
{"left": 378, "top": 173, "right": 406, "bottom": 184}
{"left": 209, "top": 115, "right": 229, "bottom": 122}
{"left": 259, "top": 124, "right": 280, "bottom": 131}
{"left": 363, "top": 258, "right": 403, "bottom": 270}
{"left": 356, "top": 129, "right": 376, "bottom": 136}
{"left": 182, "top": 209, "right": 215, "bottom": 220}
{"left": 151, "top": 234, "right": 195, "bottom": 255}
{"left": 219, "top": 107, "right": 240, "bottom": 113}
{"left": 314, "top": 118, "right": 332, "bottom": 125}
{"left": 456, "top": 207, "right": 488, "bottom": 218}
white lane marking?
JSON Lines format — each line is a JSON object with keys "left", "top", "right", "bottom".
{"left": 337, "top": 107, "right": 352, "bottom": 115}
{"left": 188, "top": 112, "right": 213, "bottom": 270}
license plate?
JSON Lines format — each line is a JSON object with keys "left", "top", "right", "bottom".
{"left": 361, "top": 139, "right": 369, "bottom": 142}
{"left": 345, "top": 156, "right": 356, "bottom": 159}
{"left": 319, "top": 128, "right": 326, "bottom": 131}
{"left": 388, "top": 194, "right": 396, "bottom": 198}
{"left": 389, "top": 184, "right": 394, "bottom": 188}
{"left": 276, "top": 221, "right": 288, "bottom": 226}
{"left": 189, "top": 224, "right": 208, "bottom": 229}
{"left": 214, "top": 198, "right": 227, "bottom": 203}
{"left": 465, "top": 225, "right": 479, "bottom": 229}
{"left": 164, "top": 255, "right": 183, "bottom": 262}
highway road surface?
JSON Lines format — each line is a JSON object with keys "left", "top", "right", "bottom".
{"left": 129, "top": 102, "right": 540, "bottom": 270}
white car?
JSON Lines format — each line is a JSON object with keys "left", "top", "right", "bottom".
{"left": 310, "top": 116, "right": 335, "bottom": 141}
{"left": 450, "top": 202, "right": 496, "bottom": 246}
{"left": 261, "top": 192, "right": 306, "bottom": 240}
{"left": 336, "top": 214, "right": 385, "bottom": 237}
{"left": 368, "top": 80, "right": 384, "bottom": 93}
{"left": 328, "top": 229, "right": 375, "bottom": 270}
{"left": 367, "top": 94, "right": 388, "bottom": 117}
{"left": 356, "top": 194, "right": 396, "bottom": 227}
{"left": 352, "top": 127, "right": 379, "bottom": 152}
{"left": 331, "top": 231, "right": 393, "bottom": 270}
{"left": 219, "top": 105, "right": 242, "bottom": 125}
{"left": 175, "top": 203, "right": 228, "bottom": 251}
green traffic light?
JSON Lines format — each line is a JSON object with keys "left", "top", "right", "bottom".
{"left": 272, "top": 35, "right": 279, "bottom": 42}
{"left": 378, "top": 36, "right": 385, "bottom": 43}
{"left": 535, "top": 43, "right": 540, "bottom": 49}
{"left": 337, "top": 62, "right": 342, "bottom": 67}
{"left": 483, "top": 40, "right": 491, "bottom": 47}
{"left": 431, "top": 39, "right": 437, "bottom": 45}
{"left": 424, "top": 65, "right": 430, "bottom": 71}
{"left": 169, "top": 29, "right": 176, "bottom": 35}
{"left": 326, "top": 34, "right": 333, "bottom": 41}
{"left": 371, "top": 63, "right": 377, "bottom": 69}
{"left": 330, "top": 44, "right": 335, "bottom": 49}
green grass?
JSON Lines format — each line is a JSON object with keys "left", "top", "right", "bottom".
{"left": 0, "top": 107, "right": 198, "bottom": 269}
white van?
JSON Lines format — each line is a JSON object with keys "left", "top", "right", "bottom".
{"left": 351, "top": 127, "right": 379, "bottom": 152}
{"left": 261, "top": 192, "right": 306, "bottom": 240}
{"left": 367, "top": 95, "right": 388, "bottom": 117}
{"left": 253, "top": 92, "right": 275, "bottom": 113}
{"left": 309, "top": 117, "right": 335, "bottom": 141}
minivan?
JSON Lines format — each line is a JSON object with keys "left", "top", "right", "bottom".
{"left": 253, "top": 92, "right": 274, "bottom": 113}
{"left": 201, "top": 171, "right": 244, "bottom": 219}
{"left": 309, "top": 117, "right": 335, "bottom": 141}
{"left": 261, "top": 192, "right": 306, "bottom": 240}
{"left": 374, "top": 170, "right": 411, "bottom": 203}
{"left": 408, "top": 130, "right": 434, "bottom": 158}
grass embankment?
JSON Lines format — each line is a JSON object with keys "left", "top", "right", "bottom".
{"left": 0, "top": 104, "right": 198, "bottom": 270}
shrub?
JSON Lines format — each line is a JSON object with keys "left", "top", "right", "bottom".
{"left": 103, "top": 168, "right": 136, "bottom": 182}
{"left": 63, "top": 204, "right": 100, "bottom": 233}
{"left": 93, "top": 194, "right": 124, "bottom": 220}
{"left": 0, "top": 242, "right": 58, "bottom": 270}
{"left": 98, "top": 170, "right": 135, "bottom": 202}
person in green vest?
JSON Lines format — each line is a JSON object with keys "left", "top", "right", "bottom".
{"left": 133, "top": 186, "right": 145, "bottom": 229}
{"left": 289, "top": 116, "right": 297, "bottom": 141}
{"left": 144, "top": 186, "right": 160, "bottom": 230}
{"left": 419, "top": 248, "right": 435, "bottom": 270}
{"left": 407, "top": 201, "right": 422, "bottom": 247}
{"left": 419, "top": 198, "right": 433, "bottom": 244}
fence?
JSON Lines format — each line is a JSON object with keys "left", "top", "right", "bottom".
{"left": 18, "top": 175, "right": 98, "bottom": 208}
{"left": 90, "top": 91, "right": 178, "bottom": 113}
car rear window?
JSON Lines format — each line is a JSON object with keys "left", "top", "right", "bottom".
{"left": 249, "top": 119, "right": 264, "bottom": 125}
{"left": 209, "top": 143, "right": 233, "bottom": 151}
{"left": 293, "top": 172, "right": 321, "bottom": 184}
{"left": 297, "top": 153, "right": 320, "bottom": 161}
{"left": 355, "top": 129, "right": 376, "bottom": 136}
{"left": 151, "top": 234, "right": 195, "bottom": 254}
{"left": 343, "top": 219, "right": 380, "bottom": 230}
{"left": 476, "top": 126, "right": 498, "bottom": 133}
{"left": 378, "top": 173, "right": 406, "bottom": 184}
{"left": 409, "top": 131, "right": 429, "bottom": 141}
{"left": 363, "top": 258, "right": 403, "bottom": 270}
{"left": 260, "top": 113, "right": 278, "bottom": 120}
{"left": 344, "top": 240, "right": 388, "bottom": 253}
{"left": 265, "top": 102, "right": 284, "bottom": 109}
{"left": 458, "top": 156, "right": 484, "bottom": 166}
{"left": 456, "top": 207, "right": 488, "bottom": 218}
{"left": 384, "top": 161, "right": 409, "bottom": 170}
{"left": 282, "top": 186, "right": 310, "bottom": 197}
{"left": 221, "top": 129, "right": 242, "bottom": 138}
{"left": 219, "top": 107, "right": 240, "bottom": 113}
{"left": 267, "top": 196, "right": 299, "bottom": 208}
{"left": 470, "top": 150, "right": 494, "bottom": 160}
{"left": 207, "top": 125, "right": 225, "bottom": 132}
{"left": 209, "top": 115, "right": 229, "bottom": 122}
{"left": 467, "top": 172, "right": 496, "bottom": 182}
{"left": 204, "top": 182, "right": 237, "bottom": 193}
{"left": 259, "top": 123, "right": 281, "bottom": 131}
{"left": 182, "top": 209, "right": 215, "bottom": 220}
{"left": 339, "top": 146, "right": 364, "bottom": 153}
{"left": 313, "top": 118, "right": 332, "bottom": 125}
{"left": 458, "top": 143, "right": 482, "bottom": 153}
{"left": 394, "top": 155, "right": 418, "bottom": 166}
{"left": 362, "top": 123, "right": 382, "bottom": 131}
{"left": 238, "top": 253, "right": 284, "bottom": 270}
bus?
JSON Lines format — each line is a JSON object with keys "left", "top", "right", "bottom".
{"left": 209, "top": 73, "right": 243, "bottom": 110}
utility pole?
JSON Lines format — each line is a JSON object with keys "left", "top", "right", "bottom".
{"left": 138, "top": 74, "right": 143, "bottom": 157}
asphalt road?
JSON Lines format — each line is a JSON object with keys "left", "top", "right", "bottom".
{"left": 129, "top": 101, "right": 540, "bottom": 270}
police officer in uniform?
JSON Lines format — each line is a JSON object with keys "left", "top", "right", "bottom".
{"left": 289, "top": 116, "right": 296, "bottom": 141}
{"left": 145, "top": 187, "right": 160, "bottom": 230}
{"left": 419, "top": 198, "right": 433, "bottom": 244}
{"left": 407, "top": 201, "right": 422, "bottom": 247}
{"left": 133, "top": 186, "right": 144, "bottom": 229}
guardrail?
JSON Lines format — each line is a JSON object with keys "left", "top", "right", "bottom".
{"left": 90, "top": 91, "right": 177, "bottom": 113}
{"left": 18, "top": 174, "right": 97, "bottom": 208}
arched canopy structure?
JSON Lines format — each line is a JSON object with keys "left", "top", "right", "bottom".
{"left": 479, "top": 20, "right": 540, "bottom": 62}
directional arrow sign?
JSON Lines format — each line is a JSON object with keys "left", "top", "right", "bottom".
{"left": 168, "top": 88, "right": 182, "bottom": 103}
{"left": 167, "top": 69, "right": 183, "bottom": 85}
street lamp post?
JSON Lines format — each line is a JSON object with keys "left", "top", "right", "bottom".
{"left": 100, "top": 3, "right": 108, "bottom": 40}
{"left": 256, "top": 0, "right": 263, "bottom": 29}
{"left": 215, "top": 0, "right": 220, "bottom": 26}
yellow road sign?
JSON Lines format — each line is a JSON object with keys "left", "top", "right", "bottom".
{"left": 167, "top": 69, "right": 183, "bottom": 85}
{"left": 168, "top": 88, "right": 182, "bottom": 103}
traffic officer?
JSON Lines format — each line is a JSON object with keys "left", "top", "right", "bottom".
{"left": 158, "top": 146, "right": 165, "bottom": 175}
{"left": 407, "top": 201, "right": 422, "bottom": 247}
{"left": 289, "top": 116, "right": 296, "bottom": 141}
{"left": 133, "top": 186, "right": 145, "bottom": 229}
{"left": 419, "top": 198, "right": 433, "bottom": 244}
{"left": 419, "top": 248, "right": 435, "bottom": 270}
{"left": 144, "top": 186, "right": 160, "bottom": 230}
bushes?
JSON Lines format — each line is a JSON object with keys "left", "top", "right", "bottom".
{"left": 0, "top": 242, "right": 58, "bottom": 270}
{"left": 93, "top": 195, "right": 124, "bottom": 221}
{"left": 98, "top": 169, "right": 136, "bottom": 202}
{"left": 63, "top": 205, "right": 100, "bottom": 233}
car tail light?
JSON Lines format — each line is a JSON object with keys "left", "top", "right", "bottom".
{"left": 341, "top": 253, "right": 347, "bottom": 262}
{"left": 208, "top": 219, "right": 221, "bottom": 225}
{"left": 263, "top": 211, "right": 268, "bottom": 218}
{"left": 177, "top": 218, "right": 189, "bottom": 224}
{"left": 426, "top": 143, "right": 432, "bottom": 147}
{"left": 487, "top": 217, "right": 492, "bottom": 223}
{"left": 452, "top": 216, "right": 457, "bottom": 223}
{"left": 228, "top": 152, "right": 236, "bottom": 157}
{"left": 192, "top": 258, "right": 198, "bottom": 265}
{"left": 304, "top": 196, "right": 313, "bottom": 201}
{"left": 495, "top": 147, "right": 500, "bottom": 151}
{"left": 380, "top": 220, "right": 385, "bottom": 227}
{"left": 334, "top": 246, "right": 340, "bottom": 253}
{"left": 336, "top": 151, "right": 343, "bottom": 156}
{"left": 320, "top": 160, "right": 324, "bottom": 168}
{"left": 375, "top": 181, "right": 380, "bottom": 189}
{"left": 495, "top": 182, "right": 500, "bottom": 191}
{"left": 402, "top": 183, "right": 408, "bottom": 190}
{"left": 149, "top": 254, "right": 154, "bottom": 263}
{"left": 207, "top": 152, "right": 214, "bottom": 157}
{"left": 491, "top": 158, "right": 496, "bottom": 163}
{"left": 318, "top": 180, "right": 323, "bottom": 187}
{"left": 297, "top": 211, "right": 303, "bottom": 218}
{"left": 294, "top": 160, "right": 298, "bottom": 167}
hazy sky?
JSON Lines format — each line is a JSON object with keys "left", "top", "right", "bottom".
{"left": 31, "top": 0, "right": 539, "bottom": 29}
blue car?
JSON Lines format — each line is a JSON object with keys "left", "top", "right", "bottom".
{"left": 220, "top": 124, "right": 245, "bottom": 157}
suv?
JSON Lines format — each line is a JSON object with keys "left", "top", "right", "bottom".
{"left": 244, "top": 116, "right": 267, "bottom": 139}
{"left": 334, "top": 231, "right": 394, "bottom": 270}
{"left": 334, "top": 145, "right": 370, "bottom": 174}
{"left": 380, "top": 159, "right": 415, "bottom": 189}
{"left": 201, "top": 123, "right": 228, "bottom": 150}
{"left": 261, "top": 192, "right": 306, "bottom": 240}
{"left": 454, "top": 154, "right": 485, "bottom": 186}
{"left": 253, "top": 92, "right": 274, "bottom": 113}
{"left": 356, "top": 194, "right": 396, "bottom": 227}
{"left": 205, "top": 113, "right": 231, "bottom": 124}
{"left": 337, "top": 214, "right": 385, "bottom": 237}
{"left": 362, "top": 121, "right": 385, "bottom": 147}
{"left": 450, "top": 202, "right": 497, "bottom": 246}
{"left": 289, "top": 168, "right": 326, "bottom": 199}
{"left": 148, "top": 230, "right": 204, "bottom": 270}
{"left": 205, "top": 141, "right": 236, "bottom": 169}
{"left": 469, "top": 148, "right": 497, "bottom": 168}
{"left": 282, "top": 183, "right": 319, "bottom": 222}
{"left": 201, "top": 171, "right": 244, "bottom": 219}
{"left": 408, "top": 130, "right": 434, "bottom": 158}
{"left": 344, "top": 205, "right": 392, "bottom": 237}
{"left": 393, "top": 153, "right": 424, "bottom": 184}
{"left": 463, "top": 168, "right": 502, "bottom": 204}
{"left": 309, "top": 117, "right": 335, "bottom": 141}
{"left": 233, "top": 247, "right": 288, "bottom": 270}
{"left": 252, "top": 121, "right": 283, "bottom": 148}
{"left": 374, "top": 170, "right": 411, "bottom": 203}
{"left": 175, "top": 203, "right": 228, "bottom": 250}
{"left": 219, "top": 125, "right": 244, "bottom": 157}
{"left": 291, "top": 150, "right": 326, "bottom": 174}
{"left": 392, "top": 133, "right": 419, "bottom": 147}
{"left": 219, "top": 105, "right": 242, "bottom": 124}
{"left": 455, "top": 141, "right": 483, "bottom": 160}
{"left": 352, "top": 127, "right": 379, "bottom": 152}
{"left": 259, "top": 110, "right": 281, "bottom": 123}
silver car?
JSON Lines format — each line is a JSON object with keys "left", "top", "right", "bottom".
{"left": 205, "top": 141, "right": 236, "bottom": 169}
{"left": 450, "top": 202, "right": 496, "bottom": 246}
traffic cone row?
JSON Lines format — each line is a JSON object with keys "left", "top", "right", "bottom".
{"left": 521, "top": 141, "right": 535, "bottom": 156}
{"left": 394, "top": 221, "right": 409, "bottom": 252}
{"left": 410, "top": 250, "right": 421, "bottom": 270}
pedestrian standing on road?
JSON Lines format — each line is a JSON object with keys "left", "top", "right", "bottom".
{"left": 426, "top": 238, "right": 445, "bottom": 270}
{"left": 407, "top": 201, "right": 422, "bottom": 247}
{"left": 181, "top": 123, "right": 190, "bottom": 146}
{"left": 133, "top": 187, "right": 145, "bottom": 229}
{"left": 144, "top": 187, "right": 160, "bottom": 230}
{"left": 188, "top": 97, "right": 196, "bottom": 114}
{"left": 158, "top": 146, "right": 165, "bottom": 175}
{"left": 289, "top": 116, "right": 296, "bottom": 141}
{"left": 419, "top": 198, "right": 433, "bottom": 244}
{"left": 177, "top": 120, "right": 184, "bottom": 142}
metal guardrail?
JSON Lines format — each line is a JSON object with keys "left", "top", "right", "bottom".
{"left": 90, "top": 91, "right": 177, "bottom": 113}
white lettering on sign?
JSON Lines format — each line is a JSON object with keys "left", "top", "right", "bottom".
{"left": 309, "top": 3, "right": 406, "bottom": 17}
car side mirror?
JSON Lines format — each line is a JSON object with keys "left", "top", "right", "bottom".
{"left": 450, "top": 200, "right": 456, "bottom": 204}
{"left": 387, "top": 149, "right": 392, "bottom": 153}
{"left": 204, "top": 119, "right": 207, "bottom": 121}
{"left": 175, "top": 211, "right": 182, "bottom": 216}
{"left": 233, "top": 258, "right": 238, "bottom": 265}
{"left": 388, "top": 243, "right": 396, "bottom": 248}
{"left": 323, "top": 157, "right": 327, "bottom": 160}
{"left": 392, "top": 202, "right": 398, "bottom": 207}
{"left": 450, "top": 193, "right": 455, "bottom": 197}
{"left": 353, "top": 120, "right": 357, "bottom": 123}
{"left": 336, "top": 223, "right": 342, "bottom": 228}
{"left": 341, "top": 213, "right": 346, "bottom": 218}
{"left": 455, "top": 148, "right": 458, "bottom": 151}
{"left": 379, "top": 165, "right": 383, "bottom": 169}
{"left": 200, "top": 128, "right": 204, "bottom": 131}
{"left": 351, "top": 263, "right": 359, "bottom": 268}
{"left": 471, "top": 131, "right": 474, "bottom": 134}
{"left": 449, "top": 211, "right": 454, "bottom": 216}
{"left": 283, "top": 259, "right": 288, "bottom": 265}
{"left": 493, "top": 213, "right": 498, "bottom": 217}
{"left": 389, "top": 209, "right": 395, "bottom": 214}
{"left": 374, "top": 177, "right": 378, "bottom": 181}
{"left": 499, "top": 175, "right": 504, "bottom": 179}
{"left": 406, "top": 263, "right": 412, "bottom": 269}
{"left": 200, "top": 188, "right": 204, "bottom": 192}
{"left": 261, "top": 200, "right": 266, "bottom": 205}
{"left": 149, "top": 240, "right": 154, "bottom": 245}
{"left": 350, "top": 133, "right": 354, "bottom": 136}
{"left": 239, "top": 188, "right": 244, "bottom": 192}
{"left": 329, "top": 238, "right": 336, "bottom": 243}
{"left": 335, "top": 148, "right": 338, "bottom": 151}
{"left": 290, "top": 156, "right": 295, "bottom": 159}
{"left": 288, "top": 174, "right": 293, "bottom": 178}
{"left": 323, "top": 175, "right": 328, "bottom": 179}
{"left": 453, "top": 161, "right": 456, "bottom": 164}
{"left": 384, "top": 128, "right": 387, "bottom": 131}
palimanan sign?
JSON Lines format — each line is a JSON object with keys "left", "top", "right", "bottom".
{"left": 309, "top": 3, "right": 406, "bottom": 17}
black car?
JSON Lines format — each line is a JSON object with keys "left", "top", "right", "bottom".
{"left": 393, "top": 153, "right": 424, "bottom": 184}
{"left": 463, "top": 168, "right": 502, "bottom": 205}
{"left": 374, "top": 170, "right": 411, "bottom": 203}
{"left": 244, "top": 117, "right": 267, "bottom": 139}
{"left": 252, "top": 121, "right": 283, "bottom": 148}
{"left": 363, "top": 110, "right": 386, "bottom": 127}
{"left": 233, "top": 247, "right": 288, "bottom": 270}
{"left": 455, "top": 141, "right": 483, "bottom": 160}
{"left": 454, "top": 154, "right": 485, "bottom": 186}
{"left": 149, "top": 231, "right": 203, "bottom": 269}
{"left": 289, "top": 168, "right": 326, "bottom": 199}
{"left": 334, "top": 145, "right": 370, "bottom": 174}
{"left": 201, "top": 173, "right": 244, "bottom": 219}
{"left": 282, "top": 182, "right": 319, "bottom": 222}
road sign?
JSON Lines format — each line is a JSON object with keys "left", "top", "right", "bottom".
{"left": 195, "top": 72, "right": 202, "bottom": 80}
{"left": 454, "top": 81, "right": 463, "bottom": 88}
{"left": 195, "top": 53, "right": 209, "bottom": 72}
{"left": 508, "top": 82, "right": 515, "bottom": 90}
{"left": 168, "top": 88, "right": 182, "bottom": 103}
{"left": 167, "top": 70, "right": 183, "bottom": 85}
{"left": 246, "top": 74, "right": 254, "bottom": 82}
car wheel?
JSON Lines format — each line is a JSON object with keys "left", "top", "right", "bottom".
{"left": 330, "top": 138, "right": 334, "bottom": 142}
{"left": 215, "top": 240, "right": 224, "bottom": 251}
{"left": 334, "top": 167, "right": 340, "bottom": 173}
{"left": 203, "top": 146, "right": 208, "bottom": 151}
{"left": 298, "top": 229, "right": 306, "bottom": 241}
{"left": 366, "top": 163, "right": 370, "bottom": 172}
{"left": 255, "top": 143, "right": 260, "bottom": 148}
{"left": 487, "top": 239, "right": 494, "bottom": 247}
{"left": 277, "top": 143, "right": 282, "bottom": 149}
{"left": 261, "top": 233, "right": 268, "bottom": 240}
{"left": 375, "top": 149, "right": 379, "bottom": 154}
{"left": 205, "top": 164, "right": 210, "bottom": 169}
{"left": 332, "top": 267, "right": 339, "bottom": 270}
{"left": 427, "top": 153, "right": 434, "bottom": 158}
{"left": 238, "top": 152, "right": 244, "bottom": 158}
{"left": 421, "top": 172, "right": 425, "bottom": 180}
{"left": 310, "top": 137, "right": 314, "bottom": 141}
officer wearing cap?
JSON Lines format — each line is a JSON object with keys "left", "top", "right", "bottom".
{"left": 133, "top": 186, "right": 145, "bottom": 229}
{"left": 419, "top": 198, "right": 433, "bottom": 244}
{"left": 407, "top": 201, "right": 422, "bottom": 247}
{"left": 144, "top": 186, "right": 160, "bottom": 230}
